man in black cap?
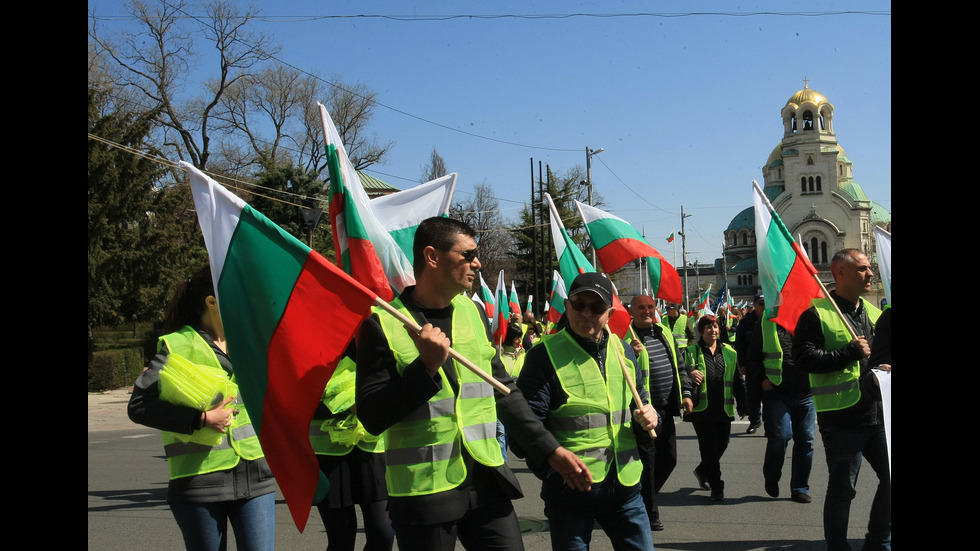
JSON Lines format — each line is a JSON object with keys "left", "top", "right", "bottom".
{"left": 516, "top": 272, "right": 659, "bottom": 549}
{"left": 735, "top": 293, "right": 766, "bottom": 433}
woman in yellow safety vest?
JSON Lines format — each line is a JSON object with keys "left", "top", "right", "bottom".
{"left": 682, "top": 314, "right": 739, "bottom": 502}
{"left": 128, "top": 265, "right": 276, "bottom": 551}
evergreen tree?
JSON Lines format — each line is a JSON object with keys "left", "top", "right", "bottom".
{"left": 247, "top": 165, "right": 333, "bottom": 258}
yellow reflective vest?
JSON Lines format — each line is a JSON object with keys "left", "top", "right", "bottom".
{"left": 807, "top": 297, "right": 882, "bottom": 412}
{"left": 685, "top": 341, "right": 738, "bottom": 417}
{"left": 540, "top": 330, "right": 642, "bottom": 486}
{"left": 157, "top": 326, "right": 264, "bottom": 480}
{"left": 310, "top": 356, "right": 385, "bottom": 456}
{"left": 374, "top": 294, "right": 503, "bottom": 497}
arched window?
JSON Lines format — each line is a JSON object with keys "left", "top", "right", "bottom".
{"left": 808, "top": 176, "right": 814, "bottom": 192}
{"left": 810, "top": 237, "right": 819, "bottom": 260}
{"left": 815, "top": 176, "right": 822, "bottom": 191}
{"left": 801, "top": 177, "right": 807, "bottom": 193}
{"left": 742, "top": 233, "right": 748, "bottom": 246}
{"left": 791, "top": 116, "right": 797, "bottom": 132}
{"left": 820, "top": 241, "right": 828, "bottom": 264}
{"left": 803, "top": 110, "right": 814, "bottom": 130}
{"left": 819, "top": 114, "right": 826, "bottom": 130}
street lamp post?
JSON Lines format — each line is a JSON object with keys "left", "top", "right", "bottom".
{"left": 586, "top": 146, "right": 604, "bottom": 267}
{"left": 679, "top": 206, "right": 692, "bottom": 306}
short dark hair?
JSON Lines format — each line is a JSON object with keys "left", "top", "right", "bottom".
{"left": 413, "top": 217, "right": 476, "bottom": 274}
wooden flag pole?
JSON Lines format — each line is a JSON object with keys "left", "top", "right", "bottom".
{"left": 372, "top": 297, "right": 511, "bottom": 395}
{"left": 608, "top": 324, "right": 657, "bottom": 439}
{"left": 811, "top": 275, "right": 859, "bottom": 341}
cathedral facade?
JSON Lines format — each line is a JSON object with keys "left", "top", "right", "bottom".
{"left": 720, "top": 82, "right": 891, "bottom": 308}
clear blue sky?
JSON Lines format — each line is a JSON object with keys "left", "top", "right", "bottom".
{"left": 90, "top": 1, "right": 891, "bottom": 267}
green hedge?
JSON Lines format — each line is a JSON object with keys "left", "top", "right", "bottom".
{"left": 89, "top": 348, "right": 145, "bottom": 392}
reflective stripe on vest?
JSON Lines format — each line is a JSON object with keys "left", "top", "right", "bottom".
{"left": 157, "top": 326, "right": 264, "bottom": 480}
{"left": 685, "top": 342, "right": 738, "bottom": 416}
{"left": 760, "top": 318, "right": 784, "bottom": 385}
{"left": 375, "top": 295, "right": 503, "bottom": 497}
{"left": 542, "top": 330, "right": 642, "bottom": 486}
{"left": 670, "top": 315, "right": 690, "bottom": 349}
{"left": 807, "top": 298, "right": 882, "bottom": 412}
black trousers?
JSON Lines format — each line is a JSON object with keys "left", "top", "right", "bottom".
{"left": 637, "top": 409, "right": 678, "bottom": 520}
{"left": 692, "top": 420, "right": 732, "bottom": 489}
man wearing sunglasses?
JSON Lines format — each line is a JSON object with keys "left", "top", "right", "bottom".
{"left": 515, "top": 272, "right": 660, "bottom": 550}
{"left": 355, "top": 217, "right": 589, "bottom": 551}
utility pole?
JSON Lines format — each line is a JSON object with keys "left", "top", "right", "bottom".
{"left": 586, "top": 146, "right": 604, "bottom": 267}
{"left": 679, "top": 206, "right": 692, "bottom": 307}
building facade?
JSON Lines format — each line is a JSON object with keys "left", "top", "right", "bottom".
{"left": 720, "top": 82, "right": 890, "bottom": 307}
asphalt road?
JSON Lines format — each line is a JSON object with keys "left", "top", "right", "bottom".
{"left": 90, "top": 388, "right": 885, "bottom": 550}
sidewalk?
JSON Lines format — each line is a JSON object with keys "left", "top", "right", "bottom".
{"left": 88, "top": 387, "right": 138, "bottom": 432}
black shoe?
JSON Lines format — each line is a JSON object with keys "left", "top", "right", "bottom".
{"left": 693, "top": 466, "right": 709, "bottom": 490}
{"left": 765, "top": 480, "right": 779, "bottom": 498}
{"left": 791, "top": 492, "right": 812, "bottom": 504}
{"left": 746, "top": 421, "right": 760, "bottom": 434}
{"left": 649, "top": 518, "right": 664, "bottom": 531}
{"left": 710, "top": 487, "right": 724, "bottom": 501}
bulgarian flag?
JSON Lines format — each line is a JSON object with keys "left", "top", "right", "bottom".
{"left": 575, "top": 201, "right": 682, "bottom": 303}
{"left": 184, "top": 162, "right": 378, "bottom": 532}
{"left": 471, "top": 290, "right": 487, "bottom": 317}
{"left": 544, "top": 193, "right": 629, "bottom": 338}
{"left": 666, "top": 232, "right": 675, "bottom": 243}
{"left": 607, "top": 280, "right": 632, "bottom": 338}
{"left": 526, "top": 294, "right": 534, "bottom": 317}
{"left": 546, "top": 270, "right": 567, "bottom": 329}
{"left": 492, "top": 270, "right": 510, "bottom": 346}
{"left": 509, "top": 281, "right": 521, "bottom": 316}
{"left": 752, "top": 180, "right": 824, "bottom": 334}
{"left": 370, "top": 172, "right": 457, "bottom": 267}
{"left": 320, "top": 103, "right": 414, "bottom": 299}
{"left": 544, "top": 192, "right": 595, "bottom": 284}
{"left": 478, "top": 272, "right": 495, "bottom": 320}
{"left": 693, "top": 284, "right": 714, "bottom": 315}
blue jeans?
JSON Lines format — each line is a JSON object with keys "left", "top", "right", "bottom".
{"left": 819, "top": 424, "right": 890, "bottom": 551}
{"left": 170, "top": 492, "right": 276, "bottom": 551}
{"left": 496, "top": 419, "right": 507, "bottom": 461}
{"left": 762, "top": 390, "right": 815, "bottom": 494}
{"left": 545, "top": 486, "right": 655, "bottom": 551}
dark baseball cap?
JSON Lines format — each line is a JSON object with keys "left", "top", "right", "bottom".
{"left": 754, "top": 293, "right": 765, "bottom": 303}
{"left": 567, "top": 272, "right": 614, "bottom": 306}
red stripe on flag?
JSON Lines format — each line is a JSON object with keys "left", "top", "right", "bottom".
{"left": 347, "top": 238, "right": 394, "bottom": 302}
{"left": 264, "top": 252, "right": 376, "bottom": 531}
{"left": 770, "top": 255, "right": 824, "bottom": 335}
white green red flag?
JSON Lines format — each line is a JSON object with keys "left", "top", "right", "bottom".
{"left": 526, "top": 294, "right": 533, "bottom": 316}
{"left": 544, "top": 193, "right": 629, "bottom": 338}
{"left": 471, "top": 290, "right": 486, "bottom": 317}
{"left": 666, "top": 232, "right": 675, "bottom": 243}
{"left": 492, "top": 270, "right": 510, "bottom": 345}
{"left": 752, "top": 180, "right": 825, "bottom": 333}
{"left": 509, "top": 281, "right": 521, "bottom": 316}
{"left": 693, "top": 284, "right": 713, "bottom": 315}
{"left": 544, "top": 192, "right": 595, "bottom": 284}
{"left": 874, "top": 226, "right": 891, "bottom": 306}
{"left": 546, "top": 270, "right": 567, "bottom": 331}
{"left": 320, "top": 103, "right": 414, "bottom": 300}
{"left": 370, "top": 173, "right": 457, "bottom": 267}
{"left": 607, "top": 280, "right": 632, "bottom": 338}
{"left": 184, "top": 162, "right": 378, "bottom": 532}
{"left": 478, "top": 272, "right": 495, "bottom": 320}
{"left": 575, "top": 201, "right": 682, "bottom": 303}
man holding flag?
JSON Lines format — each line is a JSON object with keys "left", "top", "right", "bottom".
{"left": 355, "top": 217, "right": 590, "bottom": 551}
{"left": 792, "top": 249, "right": 888, "bottom": 551}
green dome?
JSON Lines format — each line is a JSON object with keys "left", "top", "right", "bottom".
{"left": 731, "top": 257, "right": 758, "bottom": 272}
{"left": 839, "top": 181, "right": 870, "bottom": 202}
{"left": 870, "top": 202, "right": 891, "bottom": 226}
{"left": 726, "top": 206, "right": 755, "bottom": 232}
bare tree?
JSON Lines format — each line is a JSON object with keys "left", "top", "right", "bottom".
{"left": 420, "top": 148, "right": 448, "bottom": 183}
{"left": 451, "top": 183, "right": 515, "bottom": 282}
{"left": 88, "top": 0, "right": 277, "bottom": 172}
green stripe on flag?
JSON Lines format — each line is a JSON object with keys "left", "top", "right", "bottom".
{"left": 217, "top": 204, "right": 307, "bottom": 430}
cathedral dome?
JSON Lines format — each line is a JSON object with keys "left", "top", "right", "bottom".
{"left": 786, "top": 84, "right": 832, "bottom": 108}
{"left": 726, "top": 206, "right": 755, "bottom": 233}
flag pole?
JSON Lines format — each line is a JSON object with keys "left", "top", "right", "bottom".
{"left": 608, "top": 324, "right": 657, "bottom": 439}
{"left": 372, "top": 297, "right": 511, "bottom": 395}
{"left": 752, "top": 180, "right": 856, "bottom": 340}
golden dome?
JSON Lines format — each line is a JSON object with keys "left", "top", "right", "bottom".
{"left": 786, "top": 83, "right": 831, "bottom": 108}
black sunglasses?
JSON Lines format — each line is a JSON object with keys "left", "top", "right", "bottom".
{"left": 451, "top": 248, "right": 479, "bottom": 263}
{"left": 569, "top": 299, "right": 610, "bottom": 316}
